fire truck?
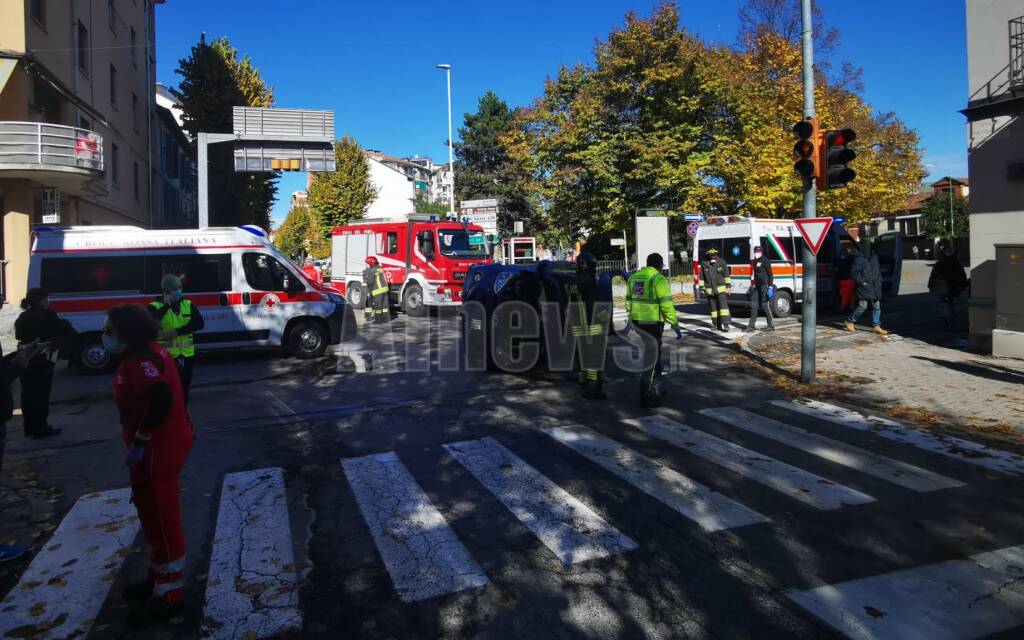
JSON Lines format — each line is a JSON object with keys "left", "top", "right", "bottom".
{"left": 331, "top": 216, "right": 493, "bottom": 316}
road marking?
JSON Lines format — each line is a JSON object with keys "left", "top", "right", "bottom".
{"left": 775, "top": 399, "right": 1024, "bottom": 476}
{"left": 0, "top": 488, "right": 139, "bottom": 640}
{"left": 541, "top": 425, "right": 769, "bottom": 532}
{"left": 444, "top": 437, "right": 638, "bottom": 564}
{"left": 202, "top": 468, "right": 302, "bottom": 640}
{"left": 701, "top": 408, "right": 964, "bottom": 492}
{"left": 624, "top": 415, "right": 875, "bottom": 510}
{"left": 787, "top": 544, "right": 1024, "bottom": 640}
{"left": 341, "top": 451, "right": 488, "bottom": 602}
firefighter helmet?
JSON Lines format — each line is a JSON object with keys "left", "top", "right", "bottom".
{"left": 365, "top": 256, "right": 378, "bottom": 266}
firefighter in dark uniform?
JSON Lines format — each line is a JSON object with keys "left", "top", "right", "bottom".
{"left": 362, "top": 256, "right": 390, "bottom": 323}
{"left": 698, "top": 247, "right": 732, "bottom": 331}
{"left": 567, "top": 252, "right": 610, "bottom": 399}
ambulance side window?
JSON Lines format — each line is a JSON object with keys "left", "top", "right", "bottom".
{"left": 143, "top": 254, "right": 231, "bottom": 293}
{"left": 759, "top": 236, "right": 796, "bottom": 262}
{"left": 722, "top": 237, "right": 750, "bottom": 265}
{"left": 242, "top": 253, "right": 292, "bottom": 291}
{"left": 40, "top": 257, "right": 144, "bottom": 293}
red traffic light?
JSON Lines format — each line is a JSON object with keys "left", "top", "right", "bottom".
{"left": 792, "top": 118, "right": 821, "bottom": 181}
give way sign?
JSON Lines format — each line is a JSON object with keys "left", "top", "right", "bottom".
{"left": 794, "top": 217, "right": 834, "bottom": 255}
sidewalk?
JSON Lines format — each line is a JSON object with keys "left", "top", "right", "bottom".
{"left": 739, "top": 322, "right": 1024, "bottom": 443}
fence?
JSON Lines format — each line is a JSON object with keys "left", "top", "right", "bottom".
{"left": 597, "top": 260, "right": 693, "bottom": 278}
{"left": 0, "top": 121, "right": 104, "bottom": 171}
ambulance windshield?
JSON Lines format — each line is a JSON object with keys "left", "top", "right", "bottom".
{"left": 438, "top": 229, "right": 488, "bottom": 258}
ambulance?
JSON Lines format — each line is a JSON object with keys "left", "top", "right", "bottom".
{"left": 331, "top": 215, "right": 493, "bottom": 316}
{"left": 693, "top": 215, "right": 902, "bottom": 317}
{"left": 28, "top": 225, "right": 357, "bottom": 374}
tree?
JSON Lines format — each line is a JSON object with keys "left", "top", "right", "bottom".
{"left": 274, "top": 206, "right": 329, "bottom": 260}
{"left": 919, "top": 192, "right": 969, "bottom": 240}
{"left": 455, "top": 91, "right": 540, "bottom": 238}
{"left": 173, "top": 36, "right": 277, "bottom": 230}
{"left": 412, "top": 192, "right": 450, "bottom": 217}
{"left": 308, "top": 136, "right": 377, "bottom": 231}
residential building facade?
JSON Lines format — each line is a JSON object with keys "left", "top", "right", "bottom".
{"left": 963, "top": 1, "right": 1024, "bottom": 355}
{"left": 153, "top": 83, "right": 195, "bottom": 228}
{"left": 0, "top": 0, "right": 162, "bottom": 303}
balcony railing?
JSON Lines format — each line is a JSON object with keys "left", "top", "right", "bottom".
{"left": 1011, "top": 16, "right": 1024, "bottom": 91}
{"left": 0, "top": 121, "right": 104, "bottom": 172}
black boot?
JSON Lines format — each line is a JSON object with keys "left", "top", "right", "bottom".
{"left": 126, "top": 600, "right": 185, "bottom": 627}
{"left": 32, "top": 425, "right": 62, "bottom": 439}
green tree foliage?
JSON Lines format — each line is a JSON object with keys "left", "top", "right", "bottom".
{"left": 919, "top": 192, "right": 969, "bottom": 240}
{"left": 412, "top": 192, "right": 450, "bottom": 217}
{"left": 275, "top": 206, "right": 329, "bottom": 260}
{"left": 454, "top": 91, "right": 539, "bottom": 238}
{"left": 173, "top": 36, "right": 277, "bottom": 230}
{"left": 308, "top": 136, "right": 377, "bottom": 232}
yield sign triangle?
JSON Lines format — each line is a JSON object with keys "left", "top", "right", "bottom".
{"left": 794, "top": 217, "right": 834, "bottom": 256}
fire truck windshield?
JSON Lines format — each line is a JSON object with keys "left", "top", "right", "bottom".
{"left": 438, "top": 229, "right": 488, "bottom": 258}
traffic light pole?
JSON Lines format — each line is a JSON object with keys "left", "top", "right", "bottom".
{"left": 800, "top": 0, "right": 817, "bottom": 383}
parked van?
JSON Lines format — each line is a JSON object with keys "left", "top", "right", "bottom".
{"left": 28, "top": 225, "right": 357, "bottom": 374}
{"left": 693, "top": 215, "right": 902, "bottom": 317}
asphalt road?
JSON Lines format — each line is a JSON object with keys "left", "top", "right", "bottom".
{"left": 2, "top": 298, "right": 1023, "bottom": 640}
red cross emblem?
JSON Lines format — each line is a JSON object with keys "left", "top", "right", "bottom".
{"left": 262, "top": 294, "right": 281, "bottom": 311}
{"left": 91, "top": 265, "right": 112, "bottom": 285}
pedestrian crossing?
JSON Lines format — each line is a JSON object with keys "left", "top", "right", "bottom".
{"left": 3, "top": 399, "right": 1023, "bottom": 639}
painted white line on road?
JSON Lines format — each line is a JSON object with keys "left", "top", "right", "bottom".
{"left": 341, "top": 451, "right": 488, "bottom": 602}
{"left": 701, "top": 408, "right": 964, "bottom": 492}
{"left": 624, "top": 415, "right": 875, "bottom": 510}
{"left": 787, "top": 544, "right": 1024, "bottom": 640}
{"left": 542, "top": 425, "right": 769, "bottom": 532}
{"left": 202, "top": 468, "right": 302, "bottom": 640}
{"left": 0, "top": 488, "right": 139, "bottom": 640}
{"left": 444, "top": 437, "right": 638, "bottom": 564}
{"left": 776, "top": 399, "right": 1024, "bottom": 476}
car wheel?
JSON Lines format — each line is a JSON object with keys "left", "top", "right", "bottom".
{"left": 288, "top": 320, "right": 328, "bottom": 359}
{"left": 74, "top": 334, "right": 114, "bottom": 375}
{"left": 403, "top": 284, "right": 426, "bottom": 317}
{"left": 771, "top": 289, "right": 793, "bottom": 318}
{"left": 347, "top": 283, "right": 366, "bottom": 309}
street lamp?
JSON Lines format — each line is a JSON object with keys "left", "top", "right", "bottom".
{"left": 436, "top": 64, "right": 455, "bottom": 218}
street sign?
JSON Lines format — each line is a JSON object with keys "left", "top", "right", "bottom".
{"left": 610, "top": 238, "right": 625, "bottom": 246}
{"left": 460, "top": 199, "right": 499, "bottom": 236}
{"left": 683, "top": 213, "right": 704, "bottom": 222}
{"left": 686, "top": 221, "right": 700, "bottom": 238}
{"left": 513, "top": 221, "right": 524, "bottom": 234}
{"left": 794, "top": 217, "right": 834, "bottom": 255}
{"left": 230, "top": 107, "right": 336, "bottom": 173}
{"left": 42, "top": 188, "right": 60, "bottom": 224}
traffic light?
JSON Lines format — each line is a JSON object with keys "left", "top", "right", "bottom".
{"left": 792, "top": 118, "right": 820, "bottom": 180}
{"left": 818, "top": 128, "right": 857, "bottom": 190}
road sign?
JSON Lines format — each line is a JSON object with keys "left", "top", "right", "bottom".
{"left": 686, "top": 221, "right": 700, "bottom": 238}
{"left": 610, "top": 238, "right": 625, "bottom": 246}
{"left": 683, "top": 213, "right": 704, "bottom": 222}
{"left": 794, "top": 217, "right": 834, "bottom": 255}
{"left": 42, "top": 188, "right": 60, "bottom": 224}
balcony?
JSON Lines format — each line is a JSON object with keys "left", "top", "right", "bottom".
{"left": 0, "top": 121, "right": 107, "bottom": 195}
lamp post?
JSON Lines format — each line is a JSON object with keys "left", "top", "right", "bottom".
{"left": 948, "top": 175, "right": 955, "bottom": 239}
{"left": 436, "top": 64, "right": 455, "bottom": 218}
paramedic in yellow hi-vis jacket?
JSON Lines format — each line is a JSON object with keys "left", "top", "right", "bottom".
{"left": 149, "top": 274, "right": 204, "bottom": 405}
{"left": 626, "top": 253, "right": 683, "bottom": 407}
{"left": 698, "top": 246, "right": 733, "bottom": 331}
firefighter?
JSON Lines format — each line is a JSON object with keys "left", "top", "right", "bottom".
{"left": 626, "top": 253, "right": 683, "bottom": 406}
{"left": 698, "top": 247, "right": 733, "bottom": 331}
{"left": 362, "top": 257, "right": 390, "bottom": 323}
{"left": 568, "top": 252, "right": 610, "bottom": 399}
{"left": 149, "top": 274, "right": 204, "bottom": 406}
{"left": 104, "top": 304, "right": 192, "bottom": 625}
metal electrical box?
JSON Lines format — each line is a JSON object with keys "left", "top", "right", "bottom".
{"left": 231, "top": 107, "right": 335, "bottom": 173}
{"left": 993, "top": 243, "right": 1024, "bottom": 358}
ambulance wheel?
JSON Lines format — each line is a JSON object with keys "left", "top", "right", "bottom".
{"left": 288, "top": 320, "right": 328, "bottom": 359}
{"left": 770, "top": 290, "right": 793, "bottom": 318}
{"left": 74, "top": 334, "right": 114, "bottom": 375}
{"left": 403, "top": 284, "right": 426, "bottom": 317}
{"left": 347, "top": 283, "right": 366, "bottom": 310}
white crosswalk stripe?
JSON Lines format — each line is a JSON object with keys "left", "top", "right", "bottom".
{"left": 542, "top": 424, "right": 770, "bottom": 532}
{"left": 0, "top": 488, "right": 139, "bottom": 640}
{"left": 787, "top": 544, "right": 1024, "bottom": 640}
{"left": 623, "top": 415, "right": 876, "bottom": 510}
{"left": 340, "top": 451, "right": 489, "bottom": 602}
{"left": 774, "top": 399, "right": 1024, "bottom": 476}
{"left": 701, "top": 407, "right": 964, "bottom": 492}
{"left": 444, "top": 437, "right": 638, "bottom": 565}
{"left": 202, "top": 468, "right": 302, "bottom": 640}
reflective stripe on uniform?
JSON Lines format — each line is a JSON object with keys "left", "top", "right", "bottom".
{"left": 151, "top": 556, "right": 186, "bottom": 574}
{"left": 152, "top": 579, "right": 185, "bottom": 597}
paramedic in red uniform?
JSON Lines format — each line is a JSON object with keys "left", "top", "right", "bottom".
{"left": 104, "top": 304, "right": 193, "bottom": 626}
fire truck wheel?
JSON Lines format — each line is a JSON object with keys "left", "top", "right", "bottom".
{"left": 74, "top": 333, "right": 115, "bottom": 375}
{"left": 770, "top": 289, "right": 793, "bottom": 318}
{"left": 403, "top": 284, "right": 427, "bottom": 317}
{"left": 347, "top": 283, "right": 366, "bottom": 309}
{"left": 288, "top": 320, "right": 328, "bottom": 359}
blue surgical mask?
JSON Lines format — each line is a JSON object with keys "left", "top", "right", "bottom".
{"left": 171, "top": 289, "right": 184, "bottom": 302}
{"left": 101, "top": 333, "right": 125, "bottom": 354}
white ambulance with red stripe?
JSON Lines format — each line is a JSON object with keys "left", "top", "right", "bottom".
{"left": 331, "top": 215, "right": 493, "bottom": 316}
{"left": 693, "top": 215, "right": 902, "bottom": 317}
{"left": 28, "top": 225, "right": 357, "bottom": 374}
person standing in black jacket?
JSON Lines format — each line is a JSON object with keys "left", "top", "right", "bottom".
{"left": 746, "top": 246, "right": 775, "bottom": 332}
{"left": 14, "top": 288, "right": 76, "bottom": 439}
{"left": 844, "top": 239, "right": 887, "bottom": 335}
{"left": 928, "top": 244, "right": 968, "bottom": 324}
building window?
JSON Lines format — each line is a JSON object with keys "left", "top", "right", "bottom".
{"left": 111, "top": 144, "right": 120, "bottom": 187}
{"left": 30, "top": 0, "right": 45, "bottom": 28}
{"left": 130, "top": 28, "right": 137, "bottom": 66}
{"left": 133, "top": 161, "right": 140, "bottom": 199}
{"left": 77, "top": 22, "right": 89, "bottom": 74}
{"left": 906, "top": 218, "right": 919, "bottom": 237}
{"left": 109, "top": 64, "right": 117, "bottom": 108}
{"left": 132, "top": 93, "right": 139, "bottom": 131}
{"left": 108, "top": 0, "right": 117, "bottom": 32}
{"left": 79, "top": 114, "right": 91, "bottom": 131}
{"left": 886, "top": 218, "right": 896, "bottom": 231}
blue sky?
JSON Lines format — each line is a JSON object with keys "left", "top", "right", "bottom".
{"left": 154, "top": 0, "right": 969, "bottom": 226}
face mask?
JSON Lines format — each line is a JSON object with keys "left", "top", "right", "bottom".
{"left": 754, "top": 252, "right": 763, "bottom": 259}
{"left": 170, "top": 290, "right": 184, "bottom": 302}
{"left": 101, "top": 333, "right": 125, "bottom": 354}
